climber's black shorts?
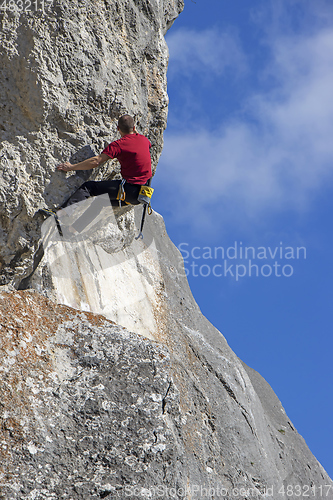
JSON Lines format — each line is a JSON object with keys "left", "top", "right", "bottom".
{"left": 61, "top": 179, "right": 141, "bottom": 208}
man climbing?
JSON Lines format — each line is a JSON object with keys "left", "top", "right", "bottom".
{"left": 31, "top": 115, "right": 152, "bottom": 281}
{"left": 56, "top": 114, "right": 152, "bottom": 208}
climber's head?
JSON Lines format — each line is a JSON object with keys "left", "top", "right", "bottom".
{"left": 117, "top": 115, "right": 135, "bottom": 136}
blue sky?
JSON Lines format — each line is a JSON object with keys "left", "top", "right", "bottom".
{"left": 153, "top": 0, "right": 333, "bottom": 478}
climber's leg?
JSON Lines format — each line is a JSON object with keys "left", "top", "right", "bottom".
{"left": 60, "top": 180, "right": 118, "bottom": 208}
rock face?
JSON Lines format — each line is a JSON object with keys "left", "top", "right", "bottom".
{"left": 21, "top": 200, "right": 166, "bottom": 341}
{"left": 0, "top": 0, "right": 183, "bottom": 286}
{"left": 1, "top": 1, "right": 332, "bottom": 499}
{"left": 0, "top": 211, "right": 332, "bottom": 499}
{"left": 0, "top": 289, "right": 180, "bottom": 499}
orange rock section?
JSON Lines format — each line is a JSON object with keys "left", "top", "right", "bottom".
{"left": 0, "top": 290, "right": 112, "bottom": 466}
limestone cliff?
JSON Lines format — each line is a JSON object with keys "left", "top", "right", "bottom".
{"left": 0, "top": 209, "right": 332, "bottom": 498}
{"left": 0, "top": 1, "right": 332, "bottom": 499}
{"left": 0, "top": 0, "right": 183, "bottom": 285}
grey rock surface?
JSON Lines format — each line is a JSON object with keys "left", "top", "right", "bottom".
{"left": 0, "top": 0, "right": 184, "bottom": 286}
{"left": 0, "top": 210, "right": 332, "bottom": 499}
{"left": 0, "top": 289, "right": 183, "bottom": 499}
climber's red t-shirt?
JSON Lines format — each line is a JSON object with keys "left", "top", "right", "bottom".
{"left": 102, "top": 133, "right": 152, "bottom": 184}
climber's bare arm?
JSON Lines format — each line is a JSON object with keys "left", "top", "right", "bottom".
{"left": 56, "top": 154, "right": 110, "bottom": 172}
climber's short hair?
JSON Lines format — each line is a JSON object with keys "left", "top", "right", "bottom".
{"left": 118, "top": 115, "right": 135, "bottom": 134}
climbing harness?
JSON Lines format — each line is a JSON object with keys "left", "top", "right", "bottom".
{"left": 114, "top": 177, "right": 154, "bottom": 239}
{"left": 135, "top": 178, "right": 153, "bottom": 240}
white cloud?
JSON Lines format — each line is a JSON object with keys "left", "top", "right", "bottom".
{"left": 157, "top": 27, "right": 333, "bottom": 234}
{"left": 166, "top": 28, "right": 247, "bottom": 79}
